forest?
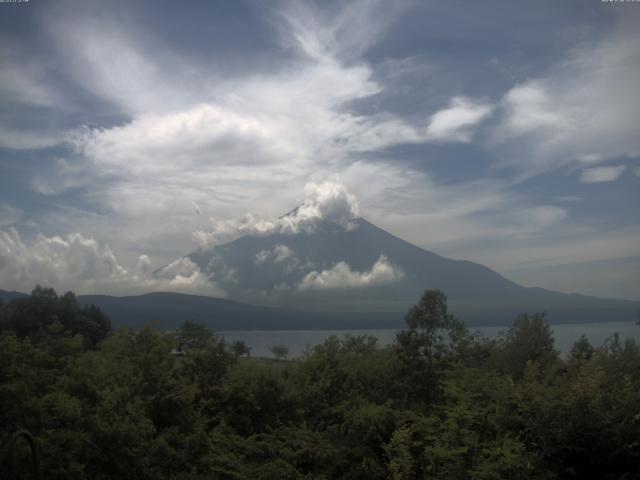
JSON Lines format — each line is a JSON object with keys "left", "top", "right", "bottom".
{"left": 1, "top": 286, "right": 639, "bottom": 479}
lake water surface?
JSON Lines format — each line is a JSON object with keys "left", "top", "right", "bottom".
{"left": 220, "top": 321, "right": 639, "bottom": 359}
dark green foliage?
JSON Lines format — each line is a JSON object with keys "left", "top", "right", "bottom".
{"left": 269, "top": 343, "right": 290, "bottom": 360}
{"left": 0, "top": 285, "right": 111, "bottom": 348}
{"left": 230, "top": 340, "right": 251, "bottom": 357}
{"left": 175, "top": 320, "right": 214, "bottom": 352}
{"left": 1, "top": 287, "right": 639, "bottom": 479}
{"left": 570, "top": 335, "right": 595, "bottom": 361}
{"left": 493, "top": 312, "right": 559, "bottom": 378}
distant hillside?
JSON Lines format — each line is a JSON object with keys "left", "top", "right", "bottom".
{"left": 76, "top": 292, "right": 405, "bottom": 330}
{"left": 0, "top": 289, "right": 28, "bottom": 303}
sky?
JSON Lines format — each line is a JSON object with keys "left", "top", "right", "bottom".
{"left": 0, "top": 0, "right": 639, "bottom": 300}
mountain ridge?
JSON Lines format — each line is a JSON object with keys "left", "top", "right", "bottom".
{"left": 2, "top": 217, "right": 638, "bottom": 329}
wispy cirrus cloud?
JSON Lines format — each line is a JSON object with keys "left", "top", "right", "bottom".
{"left": 580, "top": 165, "right": 626, "bottom": 184}
{"left": 0, "top": 203, "right": 22, "bottom": 228}
{"left": 490, "top": 15, "right": 640, "bottom": 176}
{"left": 0, "top": 50, "right": 62, "bottom": 109}
{"left": 425, "top": 96, "right": 493, "bottom": 142}
{"left": 0, "top": 128, "right": 62, "bottom": 150}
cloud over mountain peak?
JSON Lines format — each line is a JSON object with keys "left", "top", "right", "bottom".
{"left": 193, "top": 180, "right": 360, "bottom": 248}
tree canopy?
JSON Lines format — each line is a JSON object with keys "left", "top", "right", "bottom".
{"left": 1, "top": 287, "right": 639, "bottom": 479}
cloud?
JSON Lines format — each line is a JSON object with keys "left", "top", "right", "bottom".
{"left": 3, "top": 0, "right": 636, "bottom": 302}
{"left": 477, "top": 225, "right": 640, "bottom": 276}
{"left": 0, "top": 204, "right": 22, "bottom": 228}
{"left": 35, "top": 10, "right": 410, "bottom": 259}
{"left": 0, "top": 228, "right": 126, "bottom": 293}
{"left": 425, "top": 96, "right": 493, "bottom": 142}
{"left": 43, "top": 13, "right": 193, "bottom": 115}
{"left": 0, "top": 128, "right": 62, "bottom": 150}
{"left": 497, "top": 82, "right": 565, "bottom": 137}
{"left": 508, "top": 206, "right": 568, "bottom": 239}
{"left": 0, "top": 228, "right": 223, "bottom": 296}
{"left": 30, "top": 158, "right": 96, "bottom": 196}
{"left": 529, "top": 205, "right": 567, "bottom": 227}
{"left": 293, "top": 180, "right": 360, "bottom": 227}
{"left": 276, "top": 0, "right": 403, "bottom": 63}
{"left": 194, "top": 180, "right": 360, "bottom": 247}
{"left": 507, "top": 255, "right": 640, "bottom": 302}
{"left": 0, "top": 49, "right": 62, "bottom": 109}
{"left": 490, "top": 17, "right": 640, "bottom": 175}
{"left": 20, "top": 1, "right": 516, "bottom": 273}
{"left": 580, "top": 165, "right": 626, "bottom": 184}
{"left": 66, "top": 103, "right": 299, "bottom": 175}
{"left": 578, "top": 153, "right": 604, "bottom": 164}
{"left": 298, "top": 255, "right": 404, "bottom": 290}
{"left": 136, "top": 254, "right": 153, "bottom": 275}
{"left": 153, "top": 257, "right": 218, "bottom": 291}
{"left": 255, "top": 245, "right": 296, "bottom": 266}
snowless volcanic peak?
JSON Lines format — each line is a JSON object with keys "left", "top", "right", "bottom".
{"left": 155, "top": 212, "right": 640, "bottom": 324}
{"left": 183, "top": 214, "right": 520, "bottom": 305}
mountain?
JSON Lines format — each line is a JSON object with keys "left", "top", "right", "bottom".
{"left": 183, "top": 217, "right": 640, "bottom": 325}
{"left": 0, "top": 289, "right": 28, "bottom": 303}
{"left": 3, "top": 218, "right": 638, "bottom": 329}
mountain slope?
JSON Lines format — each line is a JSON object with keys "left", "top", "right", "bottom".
{"left": 183, "top": 217, "right": 640, "bottom": 324}
{"left": 188, "top": 218, "right": 520, "bottom": 300}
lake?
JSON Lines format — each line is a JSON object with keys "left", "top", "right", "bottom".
{"left": 220, "top": 321, "right": 639, "bottom": 358}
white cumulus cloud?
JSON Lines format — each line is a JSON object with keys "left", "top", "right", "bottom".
{"left": 194, "top": 180, "right": 360, "bottom": 248}
{"left": 0, "top": 228, "right": 223, "bottom": 296}
{"left": 298, "top": 255, "right": 403, "bottom": 290}
{"left": 0, "top": 228, "right": 127, "bottom": 293}
{"left": 153, "top": 257, "right": 218, "bottom": 291}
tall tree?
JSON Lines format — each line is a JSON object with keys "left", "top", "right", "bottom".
{"left": 395, "top": 290, "right": 466, "bottom": 405}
